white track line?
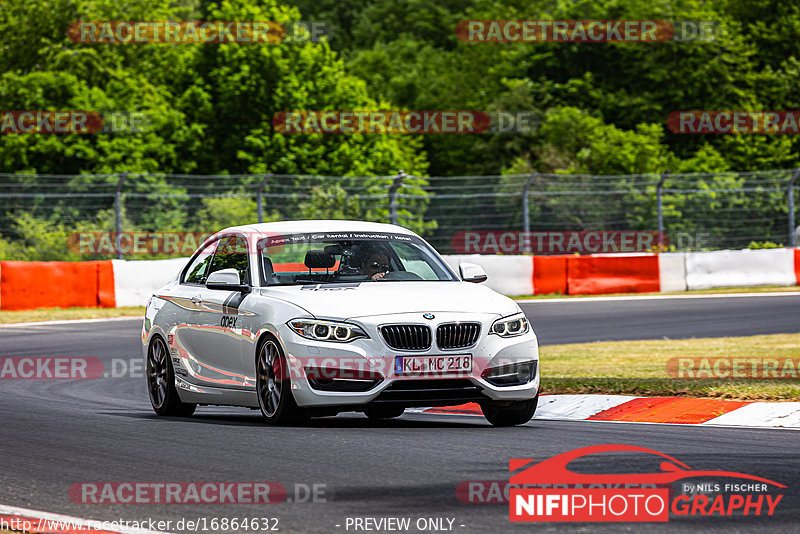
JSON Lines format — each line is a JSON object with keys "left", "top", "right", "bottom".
{"left": 517, "top": 291, "right": 800, "bottom": 303}
{"left": 0, "top": 503, "right": 171, "bottom": 534}
{"left": 0, "top": 316, "right": 141, "bottom": 328}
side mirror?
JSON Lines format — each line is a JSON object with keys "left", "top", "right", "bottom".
{"left": 206, "top": 268, "right": 250, "bottom": 292}
{"left": 459, "top": 262, "right": 487, "bottom": 283}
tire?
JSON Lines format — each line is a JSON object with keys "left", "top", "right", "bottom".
{"left": 146, "top": 336, "right": 196, "bottom": 417}
{"left": 256, "top": 337, "right": 306, "bottom": 425}
{"left": 364, "top": 406, "right": 405, "bottom": 419}
{"left": 481, "top": 395, "right": 538, "bottom": 427}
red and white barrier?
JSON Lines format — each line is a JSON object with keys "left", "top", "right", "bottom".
{"left": 657, "top": 252, "right": 687, "bottom": 292}
{"left": 0, "top": 249, "right": 798, "bottom": 310}
{"left": 456, "top": 249, "right": 795, "bottom": 296}
{"left": 444, "top": 254, "right": 533, "bottom": 295}
{"left": 566, "top": 254, "right": 660, "bottom": 295}
{"left": 111, "top": 258, "right": 188, "bottom": 308}
{"left": 685, "top": 249, "right": 797, "bottom": 290}
{"left": 0, "top": 260, "right": 115, "bottom": 310}
{"left": 532, "top": 255, "right": 568, "bottom": 294}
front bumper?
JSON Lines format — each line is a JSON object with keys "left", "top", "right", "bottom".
{"left": 279, "top": 312, "right": 539, "bottom": 408}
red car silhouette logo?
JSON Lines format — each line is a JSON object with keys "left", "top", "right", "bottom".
{"left": 510, "top": 444, "right": 785, "bottom": 487}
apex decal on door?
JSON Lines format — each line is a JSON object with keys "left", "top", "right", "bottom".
{"left": 220, "top": 316, "right": 238, "bottom": 328}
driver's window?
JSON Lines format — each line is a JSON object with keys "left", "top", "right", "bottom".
{"left": 208, "top": 235, "right": 249, "bottom": 284}
{"left": 183, "top": 240, "right": 218, "bottom": 284}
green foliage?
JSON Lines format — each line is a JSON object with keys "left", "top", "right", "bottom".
{"left": 195, "top": 191, "right": 275, "bottom": 231}
{"left": 1, "top": 210, "right": 114, "bottom": 261}
{"left": 0, "top": 0, "right": 434, "bottom": 258}
{"left": 2, "top": 0, "right": 800, "bottom": 259}
{"left": 746, "top": 241, "right": 784, "bottom": 249}
{"left": 504, "top": 107, "right": 673, "bottom": 175}
{"left": 316, "top": 0, "right": 800, "bottom": 176}
{"left": 300, "top": 185, "right": 361, "bottom": 220}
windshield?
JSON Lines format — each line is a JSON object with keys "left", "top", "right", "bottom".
{"left": 257, "top": 231, "right": 457, "bottom": 286}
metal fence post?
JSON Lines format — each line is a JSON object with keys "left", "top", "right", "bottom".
{"left": 115, "top": 172, "right": 127, "bottom": 260}
{"left": 521, "top": 173, "right": 539, "bottom": 249}
{"left": 657, "top": 170, "right": 670, "bottom": 247}
{"left": 389, "top": 171, "right": 406, "bottom": 225}
{"left": 256, "top": 173, "right": 272, "bottom": 223}
{"left": 790, "top": 168, "right": 799, "bottom": 247}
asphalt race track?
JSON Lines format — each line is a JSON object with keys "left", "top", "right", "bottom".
{"left": 520, "top": 293, "right": 800, "bottom": 345}
{"left": 1, "top": 294, "right": 799, "bottom": 533}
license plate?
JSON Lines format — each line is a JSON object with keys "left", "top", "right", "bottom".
{"left": 395, "top": 355, "right": 472, "bottom": 375}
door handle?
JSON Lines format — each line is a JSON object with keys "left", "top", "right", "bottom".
{"left": 190, "top": 295, "right": 202, "bottom": 305}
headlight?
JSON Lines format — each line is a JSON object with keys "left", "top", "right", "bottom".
{"left": 288, "top": 319, "right": 368, "bottom": 343}
{"left": 482, "top": 361, "right": 537, "bottom": 386}
{"left": 490, "top": 314, "right": 529, "bottom": 337}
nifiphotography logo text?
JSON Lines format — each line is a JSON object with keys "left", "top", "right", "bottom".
{"left": 509, "top": 445, "right": 785, "bottom": 522}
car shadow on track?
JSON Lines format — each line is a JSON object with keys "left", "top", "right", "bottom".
{"left": 98, "top": 411, "right": 537, "bottom": 429}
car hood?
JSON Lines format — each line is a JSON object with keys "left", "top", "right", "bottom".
{"left": 260, "top": 281, "right": 520, "bottom": 320}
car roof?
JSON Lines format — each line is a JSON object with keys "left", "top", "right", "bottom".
{"left": 217, "top": 220, "right": 419, "bottom": 239}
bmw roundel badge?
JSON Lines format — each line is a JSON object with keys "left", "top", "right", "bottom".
{"left": 423, "top": 313, "right": 435, "bottom": 320}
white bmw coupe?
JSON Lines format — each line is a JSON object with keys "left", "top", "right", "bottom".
{"left": 142, "top": 221, "right": 539, "bottom": 426}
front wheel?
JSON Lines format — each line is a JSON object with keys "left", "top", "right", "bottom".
{"left": 256, "top": 338, "right": 306, "bottom": 425}
{"left": 146, "top": 336, "right": 196, "bottom": 417}
{"left": 481, "top": 395, "right": 538, "bottom": 427}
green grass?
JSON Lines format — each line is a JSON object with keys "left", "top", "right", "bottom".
{"left": 0, "top": 306, "right": 144, "bottom": 324}
{"left": 513, "top": 285, "right": 800, "bottom": 300}
{"left": 541, "top": 334, "right": 800, "bottom": 400}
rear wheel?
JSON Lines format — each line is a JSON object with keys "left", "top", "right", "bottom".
{"left": 146, "top": 336, "right": 196, "bottom": 417}
{"left": 256, "top": 338, "right": 306, "bottom": 425}
{"left": 364, "top": 406, "right": 405, "bottom": 419}
{"left": 481, "top": 395, "right": 538, "bottom": 427}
